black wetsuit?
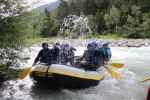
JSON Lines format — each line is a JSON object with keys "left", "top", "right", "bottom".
{"left": 81, "top": 49, "right": 101, "bottom": 71}
{"left": 34, "top": 48, "right": 52, "bottom": 65}
{"left": 51, "top": 46, "right": 60, "bottom": 64}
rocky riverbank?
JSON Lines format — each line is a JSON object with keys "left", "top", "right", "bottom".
{"left": 32, "top": 38, "right": 150, "bottom": 47}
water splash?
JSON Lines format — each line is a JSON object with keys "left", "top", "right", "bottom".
{"left": 1, "top": 77, "right": 34, "bottom": 100}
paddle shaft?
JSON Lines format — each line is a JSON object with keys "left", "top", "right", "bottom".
{"left": 103, "top": 65, "right": 122, "bottom": 80}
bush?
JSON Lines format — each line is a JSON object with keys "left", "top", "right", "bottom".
{"left": 0, "top": 16, "right": 27, "bottom": 48}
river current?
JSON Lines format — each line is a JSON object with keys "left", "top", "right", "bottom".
{"left": 0, "top": 47, "right": 150, "bottom": 100}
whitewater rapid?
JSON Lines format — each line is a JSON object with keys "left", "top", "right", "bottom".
{"left": 0, "top": 47, "right": 150, "bottom": 100}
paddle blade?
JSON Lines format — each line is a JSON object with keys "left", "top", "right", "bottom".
{"left": 19, "top": 67, "right": 32, "bottom": 79}
{"left": 111, "top": 63, "right": 124, "bottom": 68}
{"left": 105, "top": 67, "right": 123, "bottom": 80}
{"left": 139, "top": 77, "right": 150, "bottom": 83}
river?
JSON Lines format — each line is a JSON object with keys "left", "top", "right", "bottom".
{"left": 0, "top": 47, "right": 150, "bottom": 100}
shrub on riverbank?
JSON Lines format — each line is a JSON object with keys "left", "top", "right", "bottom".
{"left": 0, "top": 0, "right": 51, "bottom": 81}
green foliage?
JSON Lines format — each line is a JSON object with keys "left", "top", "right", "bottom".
{"left": 0, "top": 7, "right": 59, "bottom": 48}
{"left": 46, "top": 11, "right": 60, "bottom": 36}
{"left": 104, "top": 6, "right": 121, "bottom": 31}
{"left": 0, "top": 0, "right": 26, "bottom": 48}
{"left": 56, "top": 0, "right": 70, "bottom": 19}
{"left": 0, "top": 16, "right": 26, "bottom": 49}
{"left": 0, "top": 0, "right": 56, "bottom": 80}
{"left": 18, "top": 9, "right": 55, "bottom": 39}
{"left": 23, "top": 10, "right": 49, "bottom": 38}
{"left": 88, "top": 11, "right": 106, "bottom": 33}
{"left": 54, "top": 0, "right": 150, "bottom": 38}
{"left": 41, "top": 9, "right": 52, "bottom": 37}
{"left": 0, "top": 10, "right": 50, "bottom": 48}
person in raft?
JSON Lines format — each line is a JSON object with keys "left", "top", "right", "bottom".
{"left": 78, "top": 41, "right": 102, "bottom": 71}
{"left": 33, "top": 42, "right": 52, "bottom": 66}
{"left": 51, "top": 42, "right": 61, "bottom": 64}
{"left": 101, "top": 42, "right": 112, "bottom": 65}
{"left": 59, "top": 43, "right": 76, "bottom": 66}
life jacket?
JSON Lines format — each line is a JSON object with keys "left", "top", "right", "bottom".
{"left": 102, "top": 47, "right": 111, "bottom": 61}
{"left": 39, "top": 49, "right": 52, "bottom": 64}
{"left": 94, "top": 49, "right": 102, "bottom": 65}
{"left": 83, "top": 49, "right": 101, "bottom": 66}
{"left": 68, "top": 47, "right": 76, "bottom": 59}
{"left": 51, "top": 46, "right": 60, "bottom": 63}
{"left": 83, "top": 50, "right": 93, "bottom": 64}
{"left": 59, "top": 48, "right": 69, "bottom": 64}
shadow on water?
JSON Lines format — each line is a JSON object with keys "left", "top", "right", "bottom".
{"left": 31, "top": 82, "right": 83, "bottom": 100}
{"left": 31, "top": 83, "right": 62, "bottom": 93}
{"left": 31, "top": 79, "right": 89, "bottom": 95}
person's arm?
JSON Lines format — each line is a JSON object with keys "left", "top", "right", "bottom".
{"left": 101, "top": 48, "right": 105, "bottom": 59}
{"left": 33, "top": 50, "right": 42, "bottom": 66}
{"left": 71, "top": 47, "right": 76, "bottom": 51}
{"left": 109, "top": 48, "right": 112, "bottom": 58}
{"left": 81, "top": 50, "right": 87, "bottom": 60}
{"left": 106, "top": 48, "right": 111, "bottom": 60}
{"left": 101, "top": 48, "right": 106, "bottom": 65}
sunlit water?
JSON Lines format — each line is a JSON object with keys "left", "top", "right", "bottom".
{"left": 0, "top": 47, "right": 150, "bottom": 100}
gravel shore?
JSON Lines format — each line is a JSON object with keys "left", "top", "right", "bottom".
{"left": 32, "top": 38, "right": 150, "bottom": 47}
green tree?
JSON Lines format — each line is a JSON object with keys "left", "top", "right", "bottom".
{"left": 54, "top": 0, "right": 150, "bottom": 38}
{"left": 41, "top": 8, "right": 59, "bottom": 36}
{"left": 104, "top": 6, "right": 121, "bottom": 32}
{"left": 83, "top": 0, "right": 98, "bottom": 15}
{"left": 0, "top": 0, "right": 26, "bottom": 77}
{"left": 56, "top": 0, "right": 70, "bottom": 19}
{"left": 0, "top": 17, "right": 27, "bottom": 48}
{"left": 0, "top": 0, "right": 25, "bottom": 48}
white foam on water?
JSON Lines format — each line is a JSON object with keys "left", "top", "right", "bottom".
{"left": 1, "top": 78, "right": 34, "bottom": 100}
{"left": 1, "top": 69, "right": 147, "bottom": 100}
{"left": 0, "top": 47, "right": 149, "bottom": 100}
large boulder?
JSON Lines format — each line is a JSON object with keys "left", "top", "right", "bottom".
{"left": 59, "top": 15, "right": 91, "bottom": 38}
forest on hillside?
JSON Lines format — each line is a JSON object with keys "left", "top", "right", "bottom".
{"left": 1, "top": 0, "right": 150, "bottom": 49}
{"left": 52, "top": 0, "right": 150, "bottom": 38}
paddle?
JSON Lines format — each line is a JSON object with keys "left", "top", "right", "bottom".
{"left": 19, "top": 67, "right": 32, "bottom": 79}
{"left": 139, "top": 77, "right": 150, "bottom": 83}
{"left": 104, "top": 65, "right": 123, "bottom": 80}
{"left": 111, "top": 63, "right": 124, "bottom": 68}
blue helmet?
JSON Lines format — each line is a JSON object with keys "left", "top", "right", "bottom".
{"left": 103, "top": 42, "right": 109, "bottom": 47}
{"left": 90, "top": 40, "right": 98, "bottom": 47}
